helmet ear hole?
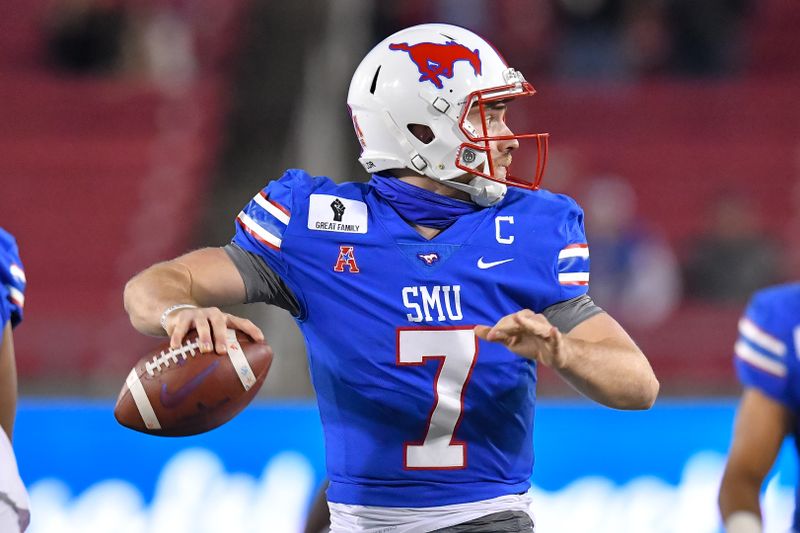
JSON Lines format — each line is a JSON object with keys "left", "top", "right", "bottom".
{"left": 407, "top": 124, "right": 435, "bottom": 144}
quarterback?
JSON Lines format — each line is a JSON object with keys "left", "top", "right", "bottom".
{"left": 125, "top": 24, "right": 658, "bottom": 532}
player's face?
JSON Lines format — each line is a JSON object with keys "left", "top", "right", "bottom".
{"left": 466, "top": 101, "right": 519, "bottom": 181}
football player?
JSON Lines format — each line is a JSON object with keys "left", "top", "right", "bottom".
{"left": 719, "top": 283, "right": 800, "bottom": 533}
{"left": 124, "top": 23, "right": 658, "bottom": 532}
{"left": 0, "top": 228, "right": 30, "bottom": 533}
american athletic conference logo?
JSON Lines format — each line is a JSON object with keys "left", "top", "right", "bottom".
{"left": 389, "top": 41, "right": 482, "bottom": 89}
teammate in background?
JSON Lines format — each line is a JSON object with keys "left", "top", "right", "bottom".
{"left": 124, "top": 23, "right": 658, "bottom": 532}
{"left": 0, "top": 228, "right": 30, "bottom": 532}
{"left": 719, "top": 283, "right": 800, "bottom": 533}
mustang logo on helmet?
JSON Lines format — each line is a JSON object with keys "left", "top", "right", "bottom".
{"left": 389, "top": 41, "right": 481, "bottom": 89}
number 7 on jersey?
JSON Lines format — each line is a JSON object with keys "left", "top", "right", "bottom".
{"left": 397, "top": 326, "right": 479, "bottom": 470}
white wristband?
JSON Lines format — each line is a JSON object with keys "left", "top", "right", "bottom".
{"left": 159, "top": 304, "right": 198, "bottom": 332}
{"left": 725, "top": 511, "right": 762, "bottom": 533}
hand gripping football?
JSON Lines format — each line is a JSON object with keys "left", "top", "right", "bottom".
{"left": 114, "top": 329, "right": 273, "bottom": 436}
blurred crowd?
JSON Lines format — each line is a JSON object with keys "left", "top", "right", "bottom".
{"left": 575, "top": 175, "right": 782, "bottom": 331}
{"left": 375, "top": 0, "right": 753, "bottom": 81}
{"left": 42, "top": 0, "right": 754, "bottom": 84}
{"left": 44, "top": 0, "right": 197, "bottom": 91}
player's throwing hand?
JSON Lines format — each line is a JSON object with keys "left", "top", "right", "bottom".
{"left": 163, "top": 306, "right": 265, "bottom": 355}
{"left": 475, "top": 310, "right": 569, "bottom": 369}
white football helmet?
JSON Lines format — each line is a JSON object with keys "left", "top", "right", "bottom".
{"left": 347, "top": 23, "right": 549, "bottom": 206}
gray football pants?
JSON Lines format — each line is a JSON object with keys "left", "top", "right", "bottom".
{"left": 431, "top": 510, "right": 534, "bottom": 532}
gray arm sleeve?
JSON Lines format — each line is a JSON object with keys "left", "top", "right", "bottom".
{"left": 223, "top": 243, "right": 301, "bottom": 316}
{"left": 542, "top": 294, "right": 604, "bottom": 333}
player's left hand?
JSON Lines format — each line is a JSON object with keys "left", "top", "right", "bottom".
{"left": 475, "top": 309, "right": 569, "bottom": 369}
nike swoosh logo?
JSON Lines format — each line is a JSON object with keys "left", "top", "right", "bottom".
{"left": 477, "top": 257, "right": 514, "bottom": 269}
{"left": 159, "top": 360, "right": 220, "bottom": 408}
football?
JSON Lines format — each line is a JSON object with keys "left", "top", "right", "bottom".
{"left": 114, "top": 329, "right": 273, "bottom": 436}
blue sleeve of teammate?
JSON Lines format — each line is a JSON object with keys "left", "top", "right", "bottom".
{"left": 733, "top": 290, "right": 792, "bottom": 405}
{"left": 0, "top": 228, "right": 26, "bottom": 328}
{"left": 556, "top": 199, "right": 590, "bottom": 301}
{"left": 0, "top": 284, "right": 9, "bottom": 328}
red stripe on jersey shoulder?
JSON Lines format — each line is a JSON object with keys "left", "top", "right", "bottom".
{"left": 259, "top": 191, "right": 291, "bottom": 217}
{"left": 237, "top": 216, "right": 281, "bottom": 252}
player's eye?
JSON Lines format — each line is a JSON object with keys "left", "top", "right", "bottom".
{"left": 486, "top": 113, "right": 503, "bottom": 129}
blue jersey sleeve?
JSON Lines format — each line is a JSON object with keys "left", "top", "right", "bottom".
{"left": 231, "top": 169, "right": 314, "bottom": 314}
{"left": 556, "top": 198, "right": 590, "bottom": 301}
{"left": 0, "top": 228, "right": 26, "bottom": 328}
{"left": 733, "top": 289, "right": 794, "bottom": 405}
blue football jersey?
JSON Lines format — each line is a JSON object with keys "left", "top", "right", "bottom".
{"left": 0, "top": 228, "right": 25, "bottom": 329}
{"left": 733, "top": 283, "right": 800, "bottom": 529}
{"left": 232, "top": 170, "right": 590, "bottom": 507}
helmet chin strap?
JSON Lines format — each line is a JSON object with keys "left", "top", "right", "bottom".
{"left": 381, "top": 111, "right": 507, "bottom": 207}
{"left": 420, "top": 147, "right": 507, "bottom": 207}
{"left": 443, "top": 176, "right": 507, "bottom": 207}
{"left": 438, "top": 152, "right": 507, "bottom": 207}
